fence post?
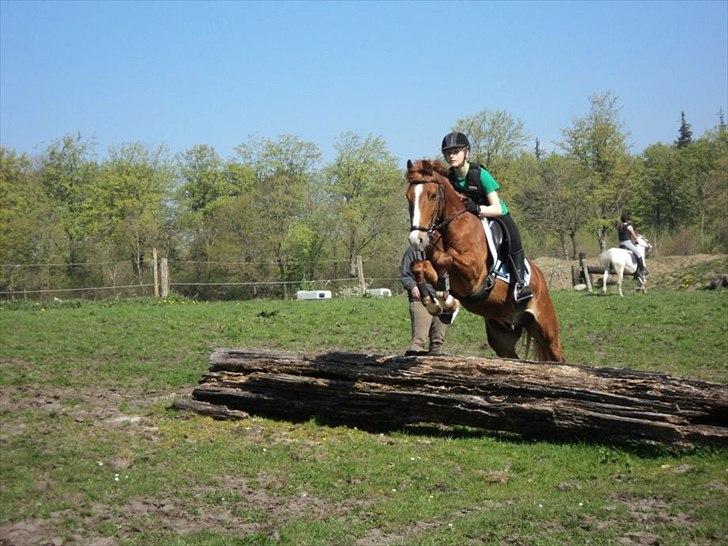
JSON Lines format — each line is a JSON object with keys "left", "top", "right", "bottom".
{"left": 160, "top": 257, "right": 169, "bottom": 298}
{"left": 153, "top": 248, "right": 159, "bottom": 298}
{"left": 356, "top": 255, "right": 366, "bottom": 293}
{"left": 578, "top": 252, "right": 592, "bottom": 292}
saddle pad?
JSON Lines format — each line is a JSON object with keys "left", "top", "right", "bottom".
{"left": 481, "top": 218, "right": 532, "bottom": 286}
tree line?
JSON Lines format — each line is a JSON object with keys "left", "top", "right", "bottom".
{"left": 1, "top": 91, "right": 726, "bottom": 299}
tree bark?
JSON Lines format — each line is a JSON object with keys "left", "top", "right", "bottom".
{"left": 181, "top": 349, "right": 728, "bottom": 447}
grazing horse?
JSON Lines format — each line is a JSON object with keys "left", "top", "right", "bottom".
{"left": 597, "top": 235, "right": 653, "bottom": 297}
{"left": 405, "top": 159, "right": 565, "bottom": 363}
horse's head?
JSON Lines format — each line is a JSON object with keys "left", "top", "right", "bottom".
{"left": 636, "top": 235, "right": 653, "bottom": 253}
{"left": 405, "top": 159, "right": 457, "bottom": 251}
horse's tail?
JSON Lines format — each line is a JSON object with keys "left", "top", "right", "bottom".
{"left": 597, "top": 250, "right": 611, "bottom": 270}
{"left": 523, "top": 263, "right": 566, "bottom": 363}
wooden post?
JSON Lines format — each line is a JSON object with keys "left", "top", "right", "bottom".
{"left": 152, "top": 248, "right": 159, "bottom": 298}
{"left": 578, "top": 252, "right": 592, "bottom": 292}
{"left": 160, "top": 257, "right": 169, "bottom": 298}
{"left": 356, "top": 255, "right": 366, "bottom": 293}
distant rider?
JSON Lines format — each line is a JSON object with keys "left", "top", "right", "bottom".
{"left": 441, "top": 131, "right": 533, "bottom": 302}
{"left": 618, "top": 212, "right": 648, "bottom": 274}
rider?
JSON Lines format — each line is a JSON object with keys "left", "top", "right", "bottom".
{"left": 618, "top": 212, "right": 648, "bottom": 274}
{"left": 441, "top": 131, "right": 533, "bottom": 302}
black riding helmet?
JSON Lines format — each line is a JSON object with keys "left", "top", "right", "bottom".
{"left": 441, "top": 131, "right": 470, "bottom": 152}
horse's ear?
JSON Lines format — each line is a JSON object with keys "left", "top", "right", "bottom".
{"left": 406, "top": 159, "right": 413, "bottom": 170}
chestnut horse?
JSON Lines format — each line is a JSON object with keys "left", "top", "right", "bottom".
{"left": 405, "top": 159, "right": 565, "bottom": 363}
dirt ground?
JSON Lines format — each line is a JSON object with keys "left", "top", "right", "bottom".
{"left": 533, "top": 253, "right": 726, "bottom": 290}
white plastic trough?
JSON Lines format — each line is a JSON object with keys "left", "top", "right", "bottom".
{"left": 366, "top": 288, "right": 392, "bottom": 297}
{"left": 296, "top": 290, "right": 332, "bottom": 300}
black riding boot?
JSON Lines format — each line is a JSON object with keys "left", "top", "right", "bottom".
{"left": 637, "top": 257, "right": 649, "bottom": 275}
{"left": 510, "top": 249, "right": 533, "bottom": 302}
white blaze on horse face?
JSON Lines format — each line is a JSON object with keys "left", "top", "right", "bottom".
{"left": 408, "top": 184, "right": 429, "bottom": 250}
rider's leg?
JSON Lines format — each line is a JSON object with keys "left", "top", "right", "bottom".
{"left": 636, "top": 246, "right": 648, "bottom": 274}
{"left": 500, "top": 214, "right": 533, "bottom": 302}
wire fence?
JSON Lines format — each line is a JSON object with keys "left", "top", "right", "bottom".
{"left": 0, "top": 254, "right": 405, "bottom": 301}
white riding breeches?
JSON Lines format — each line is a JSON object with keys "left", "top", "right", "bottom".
{"left": 620, "top": 241, "right": 645, "bottom": 260}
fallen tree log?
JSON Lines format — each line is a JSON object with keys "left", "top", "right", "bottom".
{"left": 176, "top": 349, "right": 728, "bottom": 447}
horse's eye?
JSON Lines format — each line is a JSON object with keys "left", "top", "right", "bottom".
{"left": 429, "top": 193, "right": 437, "bottom": 200}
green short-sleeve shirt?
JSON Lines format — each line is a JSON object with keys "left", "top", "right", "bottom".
{"left": 452, "top": 166, "right": 510, "bottom": 215}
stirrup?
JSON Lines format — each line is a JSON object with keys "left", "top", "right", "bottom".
{"left": 514, "top": 284, "right": 534, "bottom": 303}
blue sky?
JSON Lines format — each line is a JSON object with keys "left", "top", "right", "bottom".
{"left": 1, "top": 0, "right": 726, "bottom": 165}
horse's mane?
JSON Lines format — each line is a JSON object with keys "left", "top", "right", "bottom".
{"left": 406, "top": 159, "right": 450, "bottom": 183}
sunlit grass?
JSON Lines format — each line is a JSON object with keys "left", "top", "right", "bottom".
{"left": 1, "top": 290, "right": 727, "bottom": 544}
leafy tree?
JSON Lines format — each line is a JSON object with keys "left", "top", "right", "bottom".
{"left": 178, "top": 145, "right": 227, "bottom": 213}
{"left": 173, "top": 145, "right": 260, "bottom": 296}
{"left": 675, "top": 111, "right": 693, "bottom": 149}
{"left": 703, "top": 128, "right": 728, "bottom": 251}
{"left": 453, "top": 109, "right": 529, "bottom": 178}
{"left": 38, "top": 134, "right": 99, "bottom": 282}
{"left": 0, "top": 148, "right": 65, "bottom": 291}
{"left": 322, "top": 133, "right": 406, "bottom": 279}
{"left": 560, "top": 91, "right": 633, "bottom": 250}
{"left": 234, "top": 135, "right": 322, "bottom": 292}
{"left": 679, "top": 131, "right": 724, "bottom": 250}
{"left": 516, "top": 153, "right": 591, "bottom": 259}
{"left": 235, "top": 134, "right": 320, "bottom": 181}
{"left": 633, "top": 143, "right": 693, "bottom": 249}
{"left": 85, "top": 143, "right": 173, "bottom": 282}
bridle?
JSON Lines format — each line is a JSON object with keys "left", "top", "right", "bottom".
{"left": 408, "top": 178, "right": 466, "bottom": 236}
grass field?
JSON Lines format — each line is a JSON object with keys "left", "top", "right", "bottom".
{"left": 1, "top": 286, "right": 727, "bottom": 545}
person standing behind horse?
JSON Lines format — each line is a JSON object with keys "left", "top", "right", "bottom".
{"left": 440, "top": 131, "right": 533, "bottom": 302}
{"left": 401, "top": 246, "right": 447, "bottom": 356}
{"left": 618, "top": 212, "right": 648, "bottom": 274}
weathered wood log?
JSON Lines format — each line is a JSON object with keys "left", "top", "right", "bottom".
{"left": 182, "top": 348, "right": 728, "bottom": 447}
{"left": 171, "top": 397, "right": 249, "bottom": 421}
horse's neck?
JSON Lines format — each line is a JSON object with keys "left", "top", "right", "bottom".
{"left": 435, "top": 177, "right": 489, "bottom": 290}
{"left": 438, "top": 176, "right": 464, "bottom": 218}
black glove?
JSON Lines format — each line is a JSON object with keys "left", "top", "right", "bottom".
{"left": 464, "top": 198, "right": 480, "bottom": 215}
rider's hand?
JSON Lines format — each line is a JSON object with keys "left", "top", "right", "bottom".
{"left": 464, "top": 198, "right": 480, "bottom": 216}
{"left": 411, "top": 286, "right": 421, "bottom": 300}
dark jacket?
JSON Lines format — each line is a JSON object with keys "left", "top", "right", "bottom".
{"left": 400, "top": 246, "right": 435, "bottom": 302}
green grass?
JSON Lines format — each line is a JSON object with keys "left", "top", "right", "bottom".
{"left": 1, "top": 290, "right": 727, "bottom": 545}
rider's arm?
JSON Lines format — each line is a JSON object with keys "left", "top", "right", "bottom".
{"left": 627, "top": 225, "right": 638, "bottom": 242}
{"left": 478, "top": 191, "right": 504, "bottom": 218}
{"left": 476, "top": 168, "right": 506, "bottom": 218}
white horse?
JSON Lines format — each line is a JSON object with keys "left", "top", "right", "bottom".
{"left": 597, "top": 235, "right": 653, "bottom": 296}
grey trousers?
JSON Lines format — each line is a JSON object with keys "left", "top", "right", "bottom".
{"left": 408, "top": 300, "right": 447, "bottom": 353}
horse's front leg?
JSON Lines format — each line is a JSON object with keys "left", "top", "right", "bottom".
{"left": 616, "top": 267, "right": 625, "bottom": 297}
{"left": 425, "top": 249, "right": 461, "bottom": 316}
{"left": 411, "top": 260, "right": 444, "bottom": 315}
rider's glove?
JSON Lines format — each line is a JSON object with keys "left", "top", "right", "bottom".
{"left": 464, "top": 198, "right": 480, "bottom": 216}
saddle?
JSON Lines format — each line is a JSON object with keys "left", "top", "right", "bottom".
{"left": 618, "top": 243, "right": 640, "bottom": 266}
{"left": 457, "top": 218, "right": 531, "bottom": 305}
